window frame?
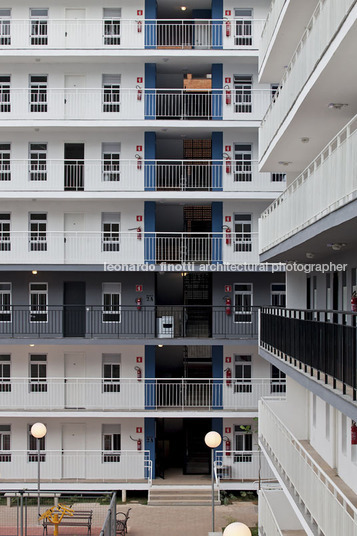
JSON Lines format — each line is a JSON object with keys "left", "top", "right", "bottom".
{"left": 234, "top": 354, "right": 252, "bottom": 393}
{"left": 29, "top": 282, "right": 48, "bottom": 323}
{"left": 0, "top": 213, "right": 11, "bottom": 252}
{"left": 270, "top": 283, "right": 286, "bottom": 307}
{"left": 233, "top": 75, "right": 252, "bottom": 113}
{"left": 0, "top": 75, "right": 11, "bottom": 113}
{"left": 233, "top": 143, "right": 252, "bottom": 182}
{"left": 29, "top": 142, "right": 47, "bottom": 182}
{"left": 29, "top": 8, "right": 49, "bottom": 46}
{"left": 29, "top": 74, "right": 48, "bottom": 113}
{"left": 29, "top": 212, "right": 47, "bottom": 252}
{"left": 102, "top": 424, "right": 121, "bottom": 462}
{"left": 0, "top": 9, "right": 11, "bottom": 46}
{"left": 103, "top": 8, "right": 121, "bottom": 46}
{"left": 102, "top": 353, "right": 121, "bottom": 392}
{"left": 102, "top": 143, "right": 121, "bottom": 182}
{"left": 234, "top": 8, "right": 253, "bottom": 47}
{"left": 102, "top": 282, "right": 121, "bottom": 323}
{"left": 0, "top": 424, "right": 11, "bottom": 462}
{"left": 234, "top": 424, "right": 253, "bottom": 462}
{"left": 0, "top": 355, "right": 11, "bottom": 392}
{"left": 102, "top": 212, "right": 120, "bottom": 252}
{"left": 0, "top": 283, "right": 11, "bottom": 322}
{"left": 29, "top": 354, "right": 47, "bottom": 392}
{"left": 102, "top": 74, "right": 121, "bottom": 113}
{"left": 233, "top": 213, "right": 252, "bottom": 252}
{"left": 233, "top": 283, "right": 253, "bottom": 323}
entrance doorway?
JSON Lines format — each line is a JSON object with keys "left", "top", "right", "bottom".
{"left": 63, "top": 281, "right": 86, "bottom": 337}
{"left": 64, "top": 143, "right": 84, "bottom": 191}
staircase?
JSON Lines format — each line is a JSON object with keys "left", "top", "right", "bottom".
{"left": 148, "top": 487, "right": 220, "bottom": 506}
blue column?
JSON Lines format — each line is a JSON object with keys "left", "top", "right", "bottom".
{"left": 211, "top": 201, "right": 222, "bottom": 264}
{"left": 144, "top": 132, "right": 156, "bottom": 191}
{"left": 145, "top": 345, "right": 156, "bottom": 409}
{"left": 145, "top": 0, "right": 157, "bottom": 49}
{"left": 212, "top": 346, "right": 223, "bottom": 409}
{"left": 212, "top": 0, "right": 223, "bottom": 49}
{"left": 144, "top": 201, "right": 156, "bottom": 264}
{"left": 145, "top": 63, "right": 156, "bottom": 120}
{"left": 212, "top": 132, "right": 223, "bottom": 191}
{"left": 144, "top": 417, "right": 156, "bottom": 480}
{"left": 212, "top": 64, "right": 223, "bottom": 120}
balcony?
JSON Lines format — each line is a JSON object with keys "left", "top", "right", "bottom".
{"left": 258, "top": 489, "right": 306, "bottom": 536}
{"left": 0, "top": 159, "right": 283, "bottom": 194}
{"left": 215, "top": 450, "right": 275, "bottom": 485}
{"left": 259, "top": 399, "right": 357, "bottom": 536}
{"left": 0, "top": 377, "right": 284, "bottom": 411}
{"left": 259, "top": 0, "right": 287, "bottom": 73}
{"left": 0, "top": 231, "right": 259, "bottom": 265}
{"left": 259, "top": 115, "right": 357, "bottom": 255}
{"left": 0, "top": 88, "right": 270, "bottom": 122}
{"left": 0, "top": 450, "right": 151, "bottom": 484}
{"left": 0, "top": 305, "right": 258, "bottom": 340}
{"left": 260, "top": 0, "right": 356, "bottom": 161}
{"left": 0, "top": 18, "right": 264, "bottom": 51}
{"left": 260, "top": 307, "right": 357, "bottom": 400}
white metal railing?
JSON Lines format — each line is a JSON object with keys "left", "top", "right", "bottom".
{"left": 0, "top": 378, "right": 285, "bottom": 410}
{"left": 0, "top": 88, "right": 270, "bottom": 121}
{"left": 260, "top": 0, "right": 356, "bottom": 159}
{"left": 0, "top": 159, "right": 283, "bottom": 192}
{"left": 215, "top": 450, "right": 274, "bottom": 482}
{"left": 258, "top": 489, "right": 284, "bottom": 536}
{"left": 259, "top": 114, "right": 357, "bottom": 253}
{"left": 259, "top": 0, "right": 287, "bottom": 70}
{"left": 259, "top": 399, "right": 357, "bottom": 536}
{"left": 0, "top": 450, "right": 151, "bottom": 483}
{"left": 0, "top": 19, "right": 264, "bottom": 50}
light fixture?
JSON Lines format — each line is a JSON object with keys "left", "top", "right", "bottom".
{"left": 223, "top": 522, "right": 252, "bottom": 536}
{"left": 32, "top": 270, "right": 38, "bottom": 275}
{"left": 306, "top": 252, "right": 314, "bottom": 259}
{"left": 205, "top": 431, "right": 222, "bottom": 533}
{"left": 328, "top": 103, "right": 348, "bottom": 110}
{"left": 181, "top": 272, "right": 187, "bottom": 277}
{"left": 31, "top": 422, "right": 47, "bottom": 519}
{"left": 278, "top": 161, "right": 291, "bottom": 166}
{"left": 158, "top": 344, "right": 163, "bottom": 348}
{"left": 301, "top": 137, "right": 309, "bottom": 143}
{"left": 30, "top": 344, "right": 35, "bottom": 347}
{"left": 180, "top": 6, "right": 187, "bottom": 11}
{"left": 327, "top": 242, "right": 346, "bottom": 251}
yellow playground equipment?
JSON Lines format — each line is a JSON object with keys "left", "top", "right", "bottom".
{"left": 39, "top": 503, "right": 74, "bottom": 536}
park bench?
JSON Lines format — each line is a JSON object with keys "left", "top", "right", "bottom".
{"left": 116, "top": 508, "right": 131, "bottom": 535}
{"left": 42, "top": 509, "right": 93, "bottom": 535}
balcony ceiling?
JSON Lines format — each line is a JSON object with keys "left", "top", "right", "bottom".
{"left": 157, "top": 0, "right": 211, "bottom": 19}
{"left": 260, "top": 18, "right": 357, "bottom": 174}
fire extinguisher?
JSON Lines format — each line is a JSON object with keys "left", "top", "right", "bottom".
{"left": 136, "top": 297, "right": 142, "bottom": 310}
{"left": 225, "top": 227, "right": 232, "bottom": 246}
{"left": 225, "top": 19, "right": 231, "bottom": 37}
{"left": 224, "top": 152, "right": 232, "bottom": 173}
{"left": 225, "top": 297, "right": 232, "bottom": 316}
{"left": 352, "top": 421, "right": 357, "bottom": 445}
{"left": 137, "top": 226, "right": 142, "bottom": 240}
{"left": 136, "top": 85, "right": 142, "bottom": 101}
{"left": 223, "top": 436, "right": 231, "bottom": 455}
{"left": 137, "top": 20, "right": 142, "bottom": 33}
{"left": 225, "top": 84, "right": 231, "bottom": 105}
{"left": 130, "top": 435, "right": 142, "bottom": 449}
{"left": 135, "top": 365, "right": 142, "bottom": 381}
{"left": 135, "top": 153, "right": 142, "bottom": 170}
{"left": 224, "top": 368, "right": 232, "bottom": 386}
{"left": 351, "top": 294, "right": 357, "bottom": 312}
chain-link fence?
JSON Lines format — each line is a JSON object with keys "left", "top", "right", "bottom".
{"left": 0, "top": 491, "right": 117, "bottom": 536}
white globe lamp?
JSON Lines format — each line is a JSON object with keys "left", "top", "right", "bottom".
{"left": 223, "top": 522, "right": 252, "bottom": 536}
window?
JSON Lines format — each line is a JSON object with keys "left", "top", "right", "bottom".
{"left": 102, "top": 74, "right": 121, "bottom": 113}
{"left": 0, "top": 425, "right": 11, "bottom": 462}
{"left": 29, "top": 213, "right": 47, "bottom": 251}
{"left": 0, "top": 213, "right": 11, "bottom": 251}
{"left": 271, "top": 173, "right": 286, "bottom": 182}
{"left": 234, "top": 8, "right": 252, "bottom": 46}
{"left": 0, "top": 355, "right": 11, "bottom": 392}
{"left": 270, "top": 365, "right": 286, "bottom": 393}
{"left": 0, "top": 284, "right": 11, "bottom": 322}
{"left": 102, "top": 283, "right": 121, "bottom": 322}
{"left": 29, "top": 75, "right": 47, "bottom": 113}
{"left": 102, "top": 212, "right": 120, "bottom": 252}
{"left": 271, "top": 283, "right": 286, "bottom": 307}
{"left": 234, "top": 355, "right": 251, "bottom": 393}
{"left": 103, "top": 354, "right": 120, "bottom": 392}
{"left": 0, "top": 9, "right": 11, "bottom": 45}
{"left": 234, "top": 283, "right": 252, "bottom": 322}
{"left": 234, "top": 75, "right": 252, "bottom": 113}
{"left": 102, "top": 143, "right": 120, "bottom": 182}
{"left": 0, "top": 143, "right": 11, "bottom": 181}
{"left": 29, "top": 354, "right": 47, "bottom": 392}
{"left": 234, "top": 424, "right": 252, "bottom": 462}
{"left": 234, "top": 214, "right": 252, "bottom": 252}
{"left": 29, "top": 143, "right": 47, "bottom": 181}
{"left": 0, "top": 75, "right": 11, "bottom": 113}
{"left": 234, "top": 144, "right": 252, "bottom": 182}
{"left": 102, "top": 424, "right": 121, "bottom": 462}
{"left": 29, "top": 282, "right": 48, "bottom": 322}
{"left": 30, "top": 8, "right": 48, "bottom": 45}
{"left": 270, "top": 83, "right": 280, "bottom": 101}
{"left": 103, "top": 8, "right": 121, "bottom": 45}
{"left": 28, "top": 423, "right": 46, "bottom": 462}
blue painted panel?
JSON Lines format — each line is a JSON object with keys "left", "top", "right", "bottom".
{"left": 212, "top": 64, "right": 223, "bottom": 120}
{"left": 145, "top": 0, "right": 157, "bottom": 49}
{"left": 212, "top": 0, "right": 223, "bottom": 49}
{"left": 212, "top": 346, "right": 223, "bottom": 409}
{"left": 144, "top": 132, "right": 156, "bottom": 191}
{"left": 144, "top": 201, "right": 156, "bottom": 264}
{"left": 145, "top": 64, "right": 156, "bottom": 120}
{"left": 211, "top": 201, "right": 223, "bottom": 264}
{"left": 144, "top": 417, "right": 156, "bottom": 479}
{"left": 212, "top": 131, "right": 223, "bottom": 191}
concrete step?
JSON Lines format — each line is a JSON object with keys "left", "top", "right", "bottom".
{"left": 148, "top": 488, "right": 220, "bottom": 506}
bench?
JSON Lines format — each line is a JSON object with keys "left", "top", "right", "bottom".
{"left": 4, "top": 493, "right": 60, "bottom": 508}
{"left": 42, "top": 509, "right": 93, "bottom": 535}
{"left": 116, "top": 508, "right": 131, "bottom": 535}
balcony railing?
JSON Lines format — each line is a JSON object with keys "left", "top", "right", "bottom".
{"left": 0, "top": 19, "right": 264, "bottom": 50}
{"left": 0, "top": 88, "right": 271, "bottom": 121}
{"left": 260, "top": 307, "right": 357, "bottom": 400}
{"left": 260, "top": 115, "right": 357, "bottom": 253}
{"left": 259, "top": 0, "right": 287, "bottom": 70}
{"left": 0, "top": 231, "right": 259, "bottom": 265}
{"left": 0, "top": 449, "right": 151, "bottom": 483}
{"left": 258, "top": 489, "right": 284, "bottom": 536}
{"left": 0, "top": 377, "right": 284, "bottom": 411}
{"left": 215, "top": 450, "right": 275, "bottom": 482}
{"left": 0, "top": 305, "right": 259, "bottom": 340}
{"left": 260, "top": 0, "right": 356, "bottom": 159}
{"left": 0, "top": 159, "right": 283, "bottom": 193}
{"left": 259, "top": 399, "right": 357, "bottom": 536}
